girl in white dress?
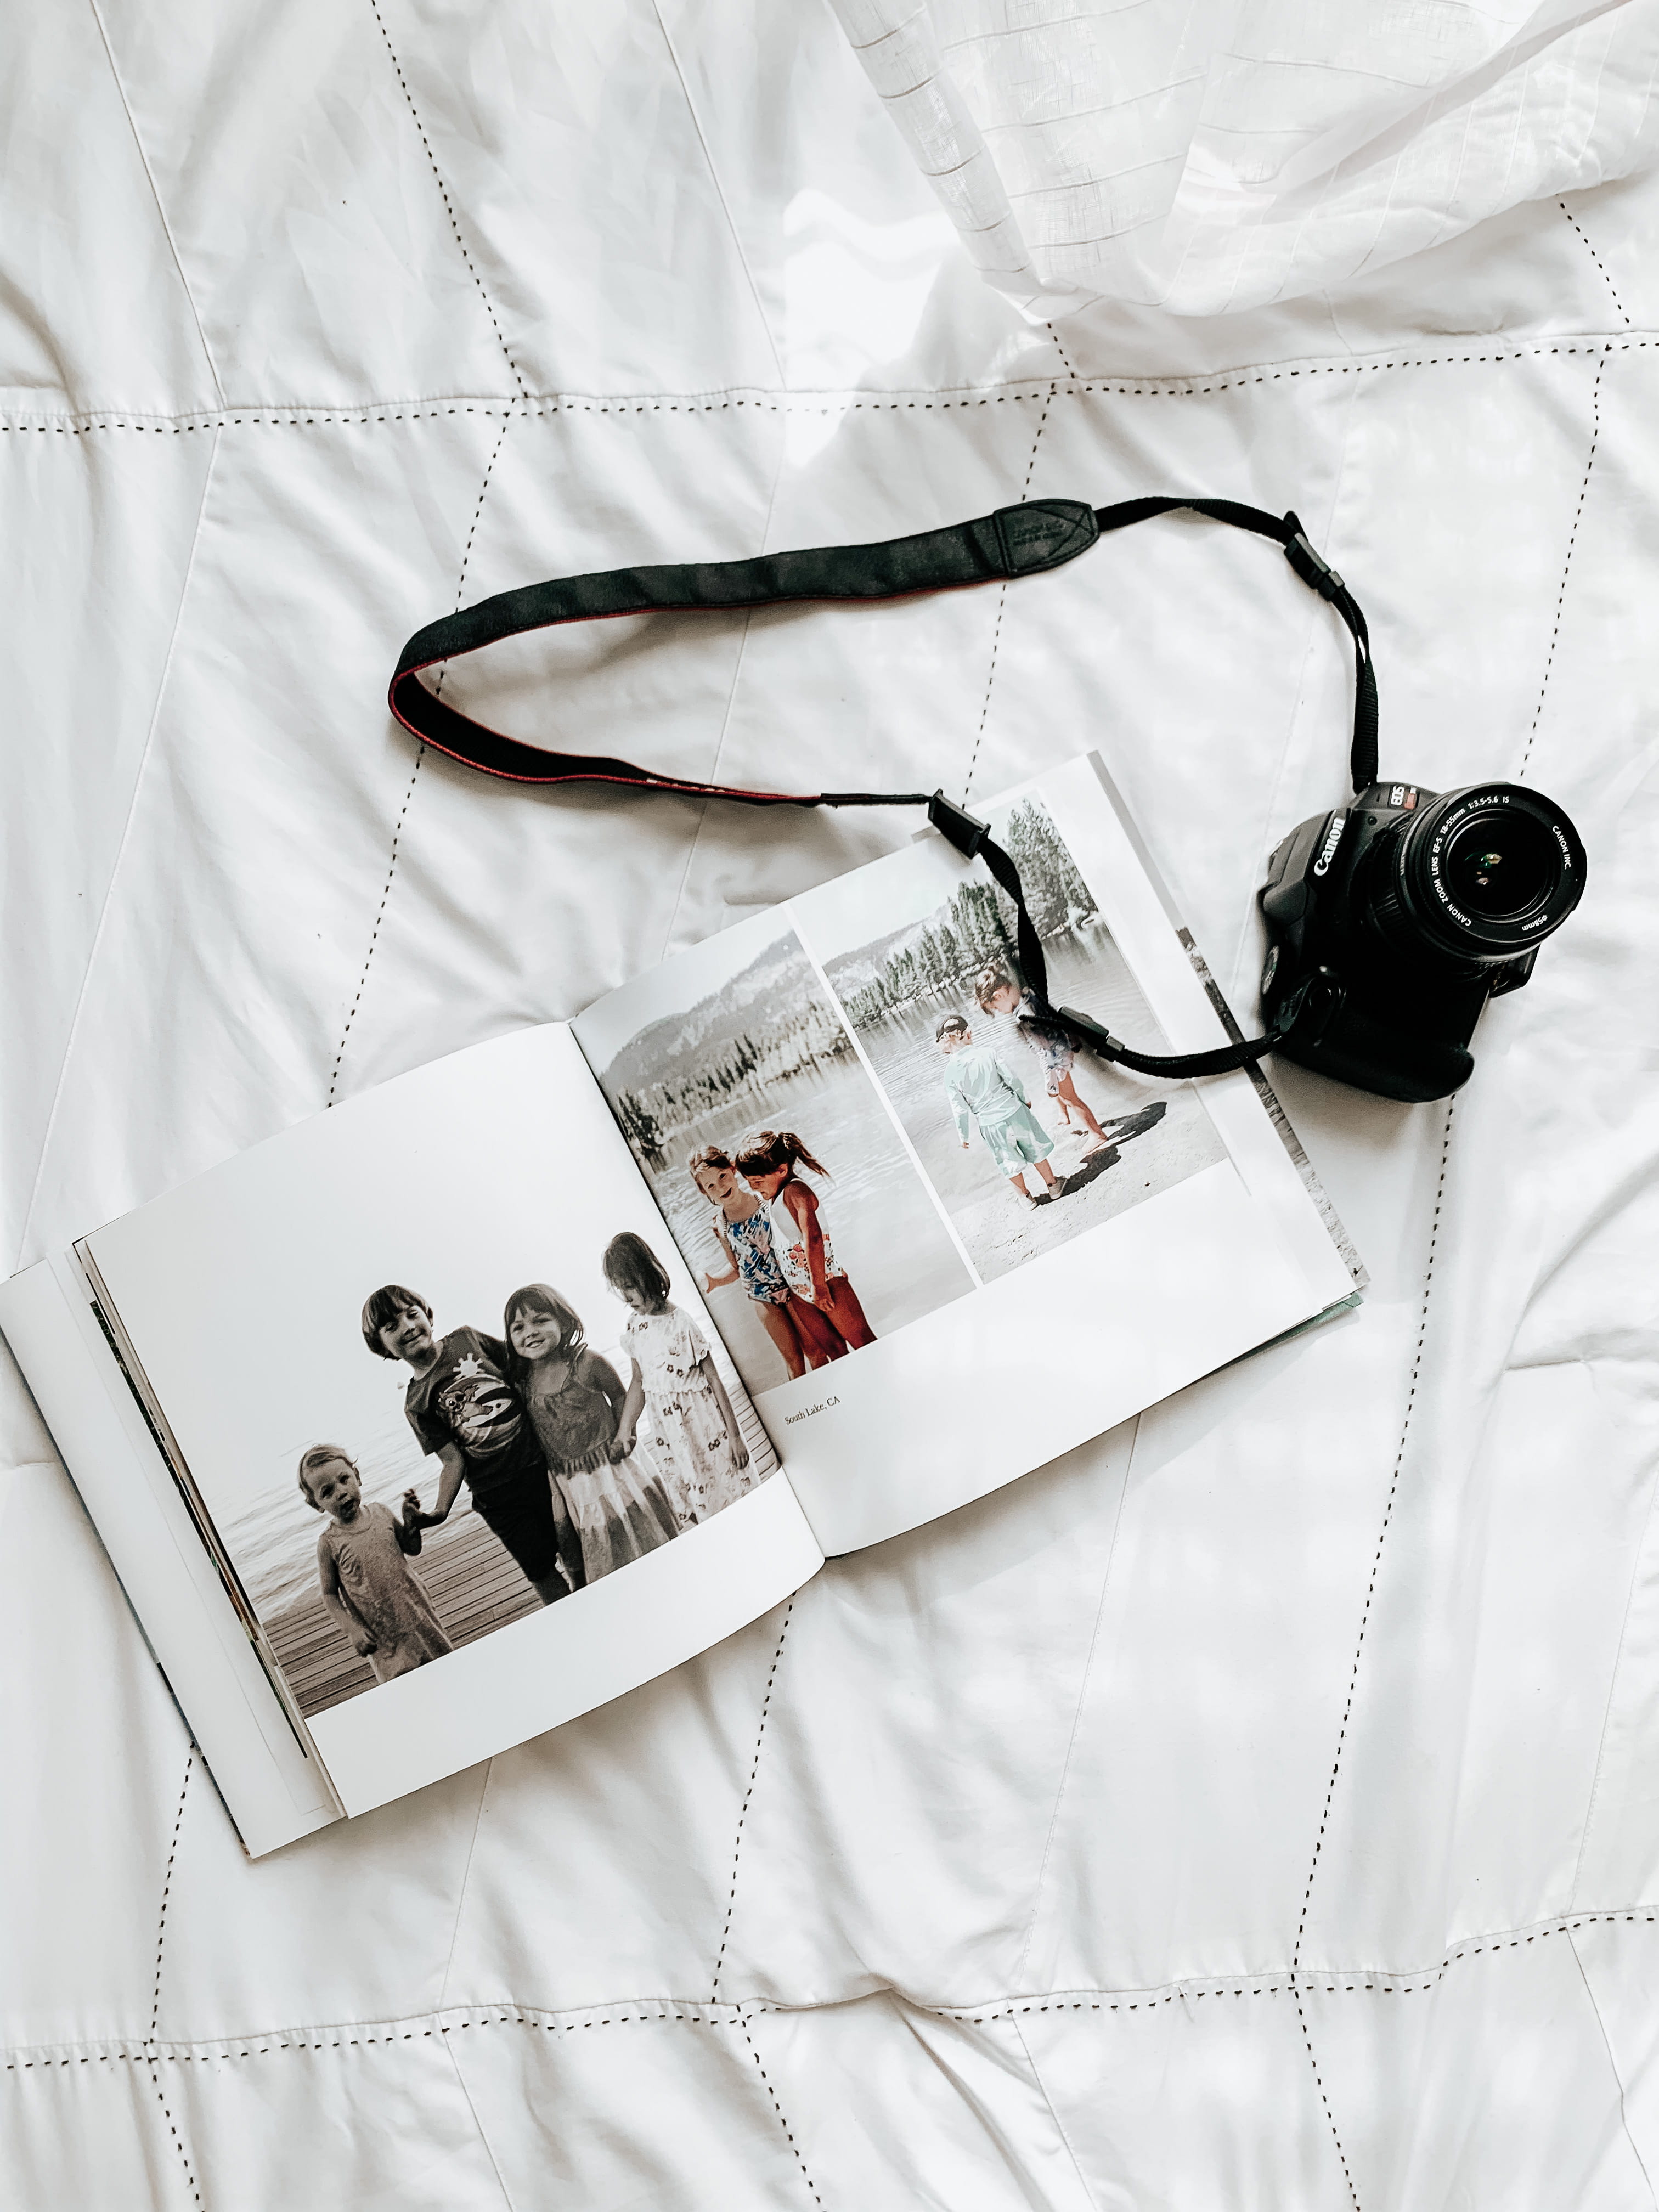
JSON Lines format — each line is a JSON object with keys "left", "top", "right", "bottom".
{"left": 602, "top": 1232, "right": 754, "bottom": 1523}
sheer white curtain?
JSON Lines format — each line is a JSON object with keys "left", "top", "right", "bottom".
{"left": 827, "top": 0, "right": 1659, "bottom": 318}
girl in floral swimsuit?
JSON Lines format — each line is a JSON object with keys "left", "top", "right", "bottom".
{"left": 689, "top": 1146, "right": 846, "bottom": 1380}
{"left": 733, "top": 1128, "right": 876, "bottom": 1352}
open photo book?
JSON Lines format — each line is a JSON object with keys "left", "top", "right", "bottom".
{"left": 0, "top": 755, "right": 1363, "bottom": 1855}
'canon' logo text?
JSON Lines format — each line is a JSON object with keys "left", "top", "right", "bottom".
{"left": 1311, "top": 811, "right": 1347, "bottom": 878}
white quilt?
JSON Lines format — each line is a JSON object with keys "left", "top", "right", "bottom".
{"left": 5, "top": 3, "right": 1659, "bottom": 2206}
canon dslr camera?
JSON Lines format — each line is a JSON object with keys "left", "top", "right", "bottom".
{"left": 1259, "top": 780, "right": 1586, "bottom": 1101}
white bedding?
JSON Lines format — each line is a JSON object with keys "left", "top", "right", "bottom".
{"left": 4, "top": 3, "right": 1659, "bottom": 2205}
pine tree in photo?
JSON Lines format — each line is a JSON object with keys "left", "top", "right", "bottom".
{"left": 912, "top": 927, "right": 935, "bottom": 994}
{"left": 1006, "top": 799, "right": 1096, "bottom": 934}
{"left": 616, "top": 1088, "right": 664, "bottom": 1158}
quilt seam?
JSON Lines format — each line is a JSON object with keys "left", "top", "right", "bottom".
{"left": 1293, "top": 1983, "right": 1361, "bottom": 2210}
{"left": 82, "top": 0, "right": 225, "bottom": 407}
{"left": 365, "top": 0, "right": 529, "bottom": 404}
{"left": 1567, "top": 1926, "right": 1659, "bottom": 2210}
{"left": 12, "top": 1907, "right": 1659, "bottom": 2069}
{"left": 1291, "top": 1104, "right": 1455, "bottom": 1968}
{"left": 738, "top": 2006, "right": 822, "bottom": 2205}
{"left": 1010, "top": 1416, "right": 1137, "bottom": 1991}
{"left": 963, "top": 381, "right": 1054, "bottom": 804}
{"left": 1008, "top": 2010, "right": 1103, "bottom": 2212}
{"left": 143, "top": 1748, "right": 200, "bottom": 2207}
{"left": 1559, "top": 202, "right": 1633, "bottom": 329}
{"left": 1285, "top": 1099, "right": 1458, "bottom": 2206}
{"left": 326, "top": 415, "right": 511, "bottom": 1105}
{"left": 1520, "top": 342, "right": 1605, "bottom": 782}
{"left": 711, "top": 1599, "right": 794, "bottom": 2000}
{"left": 648, "top": 1, "right": 784, "bottom": 387}
{"left": 3, "top": 336, "right": 1656, "bottom": 433}
{"left": 654, "top": 413, "right": 791, "bottom": 958}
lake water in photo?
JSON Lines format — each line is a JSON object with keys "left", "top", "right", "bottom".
{"left": 841, "top": 922, "right": 1229, "bottom": 1283}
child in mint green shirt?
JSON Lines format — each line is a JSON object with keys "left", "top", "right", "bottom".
{"left": 938, "top": 1014, "right": 1062, "bottom": 1208}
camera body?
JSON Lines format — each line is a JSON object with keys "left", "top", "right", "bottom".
{"left": 1259, "top": 779, "right": 1586, "bottom": 1102}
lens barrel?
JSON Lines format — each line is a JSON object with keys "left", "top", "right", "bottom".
{"left": 1364, "top": 782, "right": 1585, "bottom": 964}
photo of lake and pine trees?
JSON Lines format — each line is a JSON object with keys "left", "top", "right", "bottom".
{"left": 820, "top": 799, "right": 1226, "bottom": 1282}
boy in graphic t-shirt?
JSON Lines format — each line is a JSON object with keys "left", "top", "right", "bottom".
{"left": 361, "top": 1284, "right": 584, "bottom": 1604}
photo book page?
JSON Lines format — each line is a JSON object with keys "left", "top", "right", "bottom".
{"left": 76, "top": 1024, "right": 823, "bottom": 1821}
{"left": 1, "top": 749, "right": 1361, "bottom": 1850}
{"left": 573, "top": 752, "right": 1362, "bottom": 1555}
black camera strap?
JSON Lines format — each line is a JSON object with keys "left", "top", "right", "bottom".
{"left": 388, "top": 495, "right": 1375, "bottom": 1080}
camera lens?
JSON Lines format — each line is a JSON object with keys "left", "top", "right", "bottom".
{"left": 1441, "top": 811, "right": 1558, "bottom": 921}
{"left": 1363, "top": 782, "right": 1585, "bottom": 963}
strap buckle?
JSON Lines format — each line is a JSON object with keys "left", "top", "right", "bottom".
{"left": 1282, "top": 511, "right": 1345, "bottom": 602}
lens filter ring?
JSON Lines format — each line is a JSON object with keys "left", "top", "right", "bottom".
{"left": 1399, "top": 782, "right": 1585, "bottom": 959}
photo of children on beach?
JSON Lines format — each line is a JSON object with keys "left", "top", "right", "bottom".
{"left": 572, "top": 916, "right": 977, "bottom": 1403}
{"left": 234, "top": 1221, "right": 771, "bottom": 1720}
{"left": 814, "top": 798, "right": 1228, "bottom": 1284}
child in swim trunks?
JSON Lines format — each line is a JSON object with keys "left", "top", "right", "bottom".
{"left": 938, "top": 1013, "right": 1063, "bottom": 1210}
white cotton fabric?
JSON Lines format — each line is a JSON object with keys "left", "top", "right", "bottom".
{"left": 829, "top": 0, "right": 1659, "bottom": 319}
{"left": 4, "top": 1, "right": 1659, "bottom": 2205}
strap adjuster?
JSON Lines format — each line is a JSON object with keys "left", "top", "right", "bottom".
{"left": 1282, "top": 512, "right": 1345, "bottom": 602}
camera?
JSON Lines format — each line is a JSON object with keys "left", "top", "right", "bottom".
{"left": 1259, "top": 780, "right": 1587, "bottom": 1101}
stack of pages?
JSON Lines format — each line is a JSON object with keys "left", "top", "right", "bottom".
{"left": 0, "top": 755, "right": 1361, "bottom": 1854}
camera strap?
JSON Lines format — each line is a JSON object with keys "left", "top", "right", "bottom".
{"left": 388, "top": 495, "right": 1375, "bottom": 1080}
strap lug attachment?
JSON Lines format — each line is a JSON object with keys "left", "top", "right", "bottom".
{"left": 928, "top": 790, "right": 991, "bottom": 859}
{"left": 1282, "top": 511, "right": 1346, "bottom": 602}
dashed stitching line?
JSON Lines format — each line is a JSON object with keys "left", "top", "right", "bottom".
{"left": 144, "top": 2067, "right": 202, "bottom": 2206}
{"left": 1293, "top": 1982, "right": 1361, "bottom": 2210}
{"left": 739, "top": 2008, "right": 823, "bottom": 2205}
{"left": 935, "top": 1914, "right": 1659, "bottom": 2022}
{"left": 2, "top": 340, "right": 1653, "bottom": 437}
{"left": 963, "top": 382, "right": 1053, "bottom": 805}
{"left": 710, "top": 1599, "right": 793, "bottom": 2000}
{"left": 1520, "top": 344, "right": 1605, "bottom": 782}
{"left": 1293, "top": 1099, "right": 1457, "bottom": 1973}
{"left": 365, "top": 0, "right": 529, "bottom": 403}
{"left": 1560, "top": 203, "right": 1633, "bottom": 328}
{"left": 1045, "top": 322, "right": 1078, "bottom": 379}
{"left": 325, "top": 416, "right": 510, "bottom": 1105}
{"left": 328, "top": 752, "right": 424, "bottom": 1105}
{"left": 149, "top": 1750, "right": 194, "bottom": 2041}
{"left": 143, "top": 1748, "right": 200, "bottom": 2205}
{"left": 10, "top": 1915, "right": 1659, "bottom": 2072}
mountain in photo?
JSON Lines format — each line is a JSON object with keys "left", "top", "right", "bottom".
{"left": 599, "top": 935, "right": 822, "bottom": 1098}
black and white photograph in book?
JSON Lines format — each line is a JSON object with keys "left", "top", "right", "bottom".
{"left": 573, "top": 913, "right": 976, "bottom": 1402}
{"left": 816, "top": 798, "right": 1228, "bottom": 1283}
{"left": 242, "top": 1231, "right": 768, "bottom": 1719}
{"left": 81, "top": 1030, "right": 780, "bottom": 1726}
